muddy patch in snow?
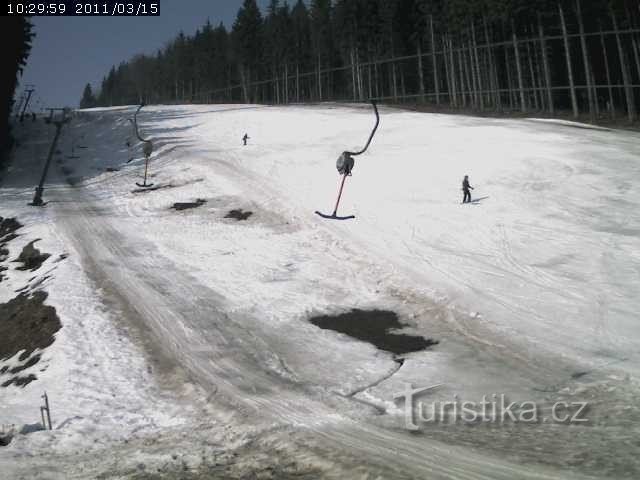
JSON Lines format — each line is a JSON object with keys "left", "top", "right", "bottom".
{"left": 0, "top": 291, "right": 61, "bottom": 388}
{"left": 172, "top": 198, "right": 207, "bottom": 211}
{"left": 0, "top": 217, "right": 22, "bottom": 239}
{"left": 225, "top": 209, "right": 253, "bottom": 221}
{"left": 14, "top": 240, "right": 51, "bottom": 272}
{"left": 310, "top": 309, "right": 438, "bottom": 355}
{"left": 1, "top": 217, "right": 23, "bottom": 282}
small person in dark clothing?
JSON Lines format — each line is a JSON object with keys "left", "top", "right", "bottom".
{"left": 242, "top": 133, "right": 250, "bottom": 146}
{"left": 462, "top": 175, "right": 474, "bottom": 203}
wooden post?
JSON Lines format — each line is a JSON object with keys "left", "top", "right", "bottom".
{"left": 430, "top": 16, "right": 440, "bottom": 105}
{"left": 512, "top": 24, "right": 527, "bottom": 113}
{"left": 611, "top": 10, "right": 636, "bottom": 122}
{"left": 538, "top": 16, "right": 554, "bottom": 114}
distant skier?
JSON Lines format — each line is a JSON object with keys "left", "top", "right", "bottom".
{"left": 242, "top": 133, "right": 250, "bottom": 146}
{"left": 462, "top": 175, "right": 474, "bottom": 204}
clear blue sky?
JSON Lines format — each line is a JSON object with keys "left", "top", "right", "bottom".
{"left": 20, "top": 0, "right": 272, "bottom": 108}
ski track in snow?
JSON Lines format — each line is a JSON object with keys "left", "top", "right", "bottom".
{"left": 1, "top": 104, "right": 639, "bottom": 478}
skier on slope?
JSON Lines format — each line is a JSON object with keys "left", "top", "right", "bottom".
{"left": 242, "top": 133, "right": 250, "bottom": 146}
{"left": 462, "top": 175, "right": 474, "bottom": 204}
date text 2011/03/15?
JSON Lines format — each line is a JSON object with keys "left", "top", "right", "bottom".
{"left": 5, "top": 1, "right": 160, "bottom": 16}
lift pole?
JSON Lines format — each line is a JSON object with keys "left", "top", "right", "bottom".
{"left": 31, "top": 110, "right": 70, "bottom": 206}
{"left": 20, "top": 86, "right": 35, "bottom": 122}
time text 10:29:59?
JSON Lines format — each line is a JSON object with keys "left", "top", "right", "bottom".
{"left": 5, "top": 1, "right": 160, "bottom": 16}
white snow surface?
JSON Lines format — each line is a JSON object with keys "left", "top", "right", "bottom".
{"left": 1, "top": 103, "right": 639, "bottom": 479}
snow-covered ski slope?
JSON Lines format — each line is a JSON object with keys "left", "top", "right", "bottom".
{"left": 1, "top": 103, "right": 639, "bottom": 479}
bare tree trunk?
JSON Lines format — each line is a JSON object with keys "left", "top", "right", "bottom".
{"left": 471, "top": 22, "right": 484, "bottom": 110}
{"left": 285, "top": 63, "right": 289, "bottom": 104}
{"left": 590, "top": 63, "right": 600, "bottom": 117}
{"left": 538, "top": 16, "right": 554, "bottom": 114}
{"left": 430, "top": 16, "right": 440, "bottom": 105}
{"left": 627, "top": 4, "right": 640, "bottom": 81}
{"left": 527, "top": 41, "right": 539, "bottom": 111}
{"left": 599, "top": 24, "right": 615, "bottom": 119}
{"left": 449, "top": 37, "right": 458, "bottom": 107}
{"left": 442, "top": 37, "right": 452, "bottom": 106}
{"left": 357, "top": 50, "right": 364, "bottom": 101}
{"left": 559, "top": 4, "right": 579, "bottom": 118}
{"left": 391, "top": 59, "right": 398, "bottom": 102}
{"left": 317, "top": 54, "right": 323, "bottom": 101}
{"left": 512, "top": 25, "right": 527, "bottom": 113}
{"left": 275, "top": 65, "right": 280, "bottom": 104}
{"left": 484, "top": 17, "right": 497, "bottom": 109}
{"left": 632, "top": 36, "right": 640, "bottom": 82}
{"left": 463, "top": 42, "right": 474, "bottom": 107}
{"left": 611, "top": 10, "right": 636, "bottom": 122}
{"left": 576, "top": 0, "right": 595, "bottom": 121}
{"left": 374, "top": 61, "right": 380, "bottom": 98}
{"left": 458, "top": 47, "right": 467, "bottom": 107}
{"left": 296, "top": 64, "right": 300, "bottom": 102}
{"left": 239, "top": 66, "right": 249, "bottom": 103}
{"left": 468, "top": 42, "right": 478, "bottom": 108}
{"left": 351, "top": 47, "right": 357, "bottom": 101}
{"left": 417, "top": 41, "right": 426, "bottom": 103}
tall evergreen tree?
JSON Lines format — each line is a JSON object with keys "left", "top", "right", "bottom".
{"left": 79, "top": 83, "right": 96, "bottom": 108}
{"left": 1, "top": 16, "right": 34, "bottom": 169}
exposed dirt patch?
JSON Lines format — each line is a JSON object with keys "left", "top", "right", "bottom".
{"left": 310, "top": 309, "right": 438, "bottom": 355}
{"left": 0, "top": 432, "right": 12, "bottom": 447}
{"left": 2, "top": 374, "right": 37, "bottom": 388}
{"left": 0, "top": 217, "right": 22, "bottom": 239}
{"left": 14, "top": 240, "right": 51, "bottom": 271}
{"left": 106, "top": 167, "right": 120, "bottom": 172}
{"left": 0, "top": 217, "right": 23, "bottom": 282}
{"left": 225, "top": 209, "right": 253, "bottom": 221}
{"left": 172, "top": 199, "right": 207, "bottom": 211}
{"left": 0, "top": 291, "right": 60, "bottom": 361}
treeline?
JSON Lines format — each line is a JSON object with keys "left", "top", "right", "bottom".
{"left": 1, "top": 16, "right": 34, "bottom": 169}
{"left": 84, "top": 0, "right": 640, "bottom": 120}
